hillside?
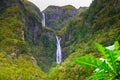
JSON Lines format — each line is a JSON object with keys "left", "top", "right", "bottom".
{"left": 0, "top": 0, "right": 48, "bottom": 79}
{"left": 0, "top": 0, "right": 120, "bottom": 80}
{"left": 49, "top": 0, "right": 120, "bottom": 80}
{"left": 22, "top": 0, "right": 56, "bottom": 72}
{"left": 43, "top": 5, "right": 77, "bottom": 31}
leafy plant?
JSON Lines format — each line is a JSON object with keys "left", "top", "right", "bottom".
{"left": 74, "top": 41, "right": 120, "bottom": 80}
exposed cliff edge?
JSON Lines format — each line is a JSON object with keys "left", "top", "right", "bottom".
{"left": 43, "top": 5, "right": 77, "bottom": 31}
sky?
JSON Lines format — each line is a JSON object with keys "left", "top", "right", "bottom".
{"left": 28, "top": 0, "right": 93, "bottom": 11}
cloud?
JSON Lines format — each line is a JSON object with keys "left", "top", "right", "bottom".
{"left": 28, "top": 0, "right": 92, "bottom": 11}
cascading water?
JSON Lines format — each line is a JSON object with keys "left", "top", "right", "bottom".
{"left": 56, "top": 36, "right": 62, "bottom": 64}
{"left": 42, "top": 13, "right": 45, "bottom": 26}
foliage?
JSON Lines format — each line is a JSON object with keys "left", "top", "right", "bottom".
{"left": 49, "top": 65, "right": 60, "bottom": 80}
{"left": 42, "top": 26, "right": 55, "bottom": 33}
{"left": 22, "top": 0, "right": 42, "bottom": 22}
{"left": 74, "top": 41, "right": 120, "bottom": 80}
{"left": 36, "top": 34, "right": 56, "bottom": 72}
{"left": 48, "top": 56, "right": 93, "bottom": 80}
{"left": 0, "top": 34, "right": 4, "bottom": 41}
{"left": 74, "top": 55, "right": 102, "bottom": 68}
{"left": 0, "top": 5, "right": 29, "bottom": 55}
{"left": 48, "top": 0, "right": 120, "bottom": 79}
{"left": 0, "top": 2, "right": 47, "bottom": 79}
{"left": 0, "top": 51, "right": 47, "bottom": 80}
{"left": 87, "top": 0, "right": 120, "bottom": 32}
{"left": 61, "top": 5, "right": 76, "bottom": 10}
{"left": 43, "top": 5, "right": 77, "bottom": 31}
{"left": 1, "top": 0, "right": 120, "bottom": 79}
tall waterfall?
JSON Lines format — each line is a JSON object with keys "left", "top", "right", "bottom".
{"left": 56, "top": 36, "right": 62, "bottom": 64}
{"left": 42, "top": 13, "right": 45, "bottom": 26}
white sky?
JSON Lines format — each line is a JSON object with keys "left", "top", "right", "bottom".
{"left": 28, "top": 0, "right": 93, "bottom": 11}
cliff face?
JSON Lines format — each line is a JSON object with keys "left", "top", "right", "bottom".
{"left": 21, "top": 0, "right": 42, "bottom": 42}
{"left": 0, "top": 0, "right": 43, "bottom": 42}
{"left": 21, "top": 1, "right": 56, "bottom": 72}
{"left": 0, "top": 0, "right": 27, "bottom": 55}
{"left": 0, "top": 0, "right": 56, "bottom": 73}
{"left": 58, "top": 0, "right": 120, "bottom": 59}
{"left": 43, "top": 5, "right": 77, "bottom": 30}
{"left": 57, "top": 7, "right": 88, "bottom": 60}
{"left": 0, "top": 0, "right": 47, "bottom": 79}
{"left": 49, "top": 0, "right": 120, "bottom": 79}
{"left": 1, "top": 0, "right": 120, "bottom": 79}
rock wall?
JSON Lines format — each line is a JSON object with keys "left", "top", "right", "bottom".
{"left": 43, "top": 5, "right": 77, "bottom": 30}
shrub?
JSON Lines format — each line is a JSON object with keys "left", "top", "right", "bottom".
{"left": 74, "top": 41, "right": 120, "bottom": 80}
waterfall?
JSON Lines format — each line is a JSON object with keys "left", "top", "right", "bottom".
{"left": 56, "top": 36, "right": 62, "bottom": 64}
{"left": 42, "top": 13, "right": 45, "bottom": 26}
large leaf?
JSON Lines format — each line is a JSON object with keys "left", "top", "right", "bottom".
{"left": 96, "top": 42, "right": 119, "bottom": 73}
{"left": 95, "top": 43, "right": 105, "bottom": 56}
{"left": 104, "top": 42, "right": 120, "bottom": 73}
{"left": 98, "top": 60, "right": 112, "bottom": 72}
{"left": 114, "top": 41, "right": 119, "bottom": 50}
{"left": 74, "top": 42, "right": 120, "bottom": 79}
{"left": 87, "top": 71, "right": 114, "bottom": 80}
{"left": 113, "top": 41, "right": 120, "bottom": 60}
{"left": 74, "top": 55, "right": 102, "bottom": 68}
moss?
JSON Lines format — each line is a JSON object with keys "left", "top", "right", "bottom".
{"left": 49, "top": 0, "right": 120, "bottom": 79}
{"left": 42, "top": 26, "right": 55, "bottom": 33}
{"left": 0, "top": 6, "right": 27, "bottom": 55}
{"left": 1, "top": 0, "right": 120, "bottom": 79}
{"left": 22, "top": 0, "right": 42, "bottom": 22}
{"left": 0, "top": 51, "right": 47, "bottom": 80}
{"left": 61, "top": 5, "right": 76, "bottom": 10}
{"left": 35, "top": 34, "right": 56, "bottom": 72}
{"left": 0, "top": 2, "right": 47, "bottom": 79}
{"left": 43, "top": 5, "right": 77, "bottom": 31}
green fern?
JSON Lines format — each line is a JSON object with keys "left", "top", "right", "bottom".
{"left": 74, "top": 41, "right": 120, "bottom": 80}
{"left": 74, "top": 54, "right": 102, "bottom": 68}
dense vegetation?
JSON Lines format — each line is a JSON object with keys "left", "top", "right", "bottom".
{"left": 75, "top": 41, "right": 120, "bottom": 80}
{"left": 0, "top": 0, "right": 120, "bottom": 80}
{"left": 48, "top": 0, "right": 120, "bottom": 80}
{"left": 0, "top": 0, "right": 47, "bottom": 79}
{"left": 0, "top": 51, "right": 47, "bottom": 80}
{"left": 43, "top": 5, "right": 77, "bottom": 31}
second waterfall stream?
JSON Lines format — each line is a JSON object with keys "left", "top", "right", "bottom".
{"left": 42, "top": 13, "right": 45, "bottom": 26}
{"left": 56, "top": 36, "right": 62, "bottom": 64}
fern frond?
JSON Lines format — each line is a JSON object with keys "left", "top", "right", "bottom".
{"left": 74, "top": 55, "right": 102, "bottom": 68}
